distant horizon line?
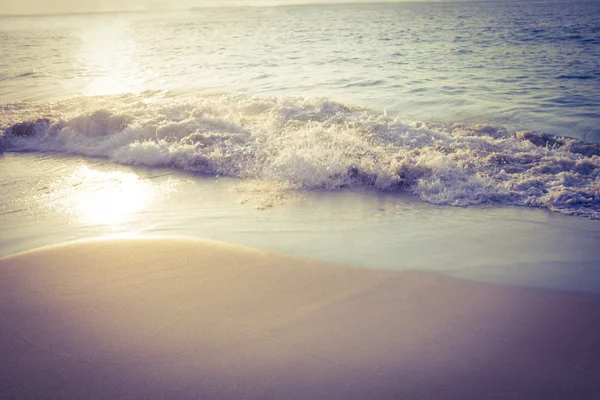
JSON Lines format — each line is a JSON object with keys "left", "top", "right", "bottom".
{"left": 0, "top": 0, "right": 587, "bottom": 18}
{"left": 2, "top": 1, "right": 423, "bottom": 18}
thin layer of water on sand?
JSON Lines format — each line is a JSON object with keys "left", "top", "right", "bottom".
{"left": 2, "top": 153, "right": 599, "bottom": 294}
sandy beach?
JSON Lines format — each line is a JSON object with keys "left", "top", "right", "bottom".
{"left": 2, "top": 1, "right": 600, "bottom": 398}
{"left": 1, "top": 237, "right": 599, "bottom": 399}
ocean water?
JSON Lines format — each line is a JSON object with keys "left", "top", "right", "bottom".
{"left": 2, "top": 1, "right": 600, "bottom": 137}
{"left": 1, "top": 1, "right": 600, "bottom": 291}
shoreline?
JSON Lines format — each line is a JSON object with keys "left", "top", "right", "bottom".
{"left": 1, "top": 237, "right": 599, "bottom": 398}
{"left": 2, "top": 152, "right": 599, "bottom": 297}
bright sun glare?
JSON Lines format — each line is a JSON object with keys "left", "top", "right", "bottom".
{"left": 77, "top": 21, "right": 149, "bottom": 96}
{"left": 62, "top": 166, "right": 159, "bottom": 227}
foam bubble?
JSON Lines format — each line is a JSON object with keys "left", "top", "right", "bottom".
{"left": 1, "top": 92, "right": 599, "bottom": 219}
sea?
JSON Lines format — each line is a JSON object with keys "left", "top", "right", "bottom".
{"left": 1, "top": 0, "right": 600, "bottom": 292}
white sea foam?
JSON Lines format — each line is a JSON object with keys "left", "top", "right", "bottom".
{"left": 1, "top": 92, "right": 599, "bottom": 218}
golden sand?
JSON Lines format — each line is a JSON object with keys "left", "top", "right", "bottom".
{"left": 1, "top": 238, "right": 599, "bottom": 399}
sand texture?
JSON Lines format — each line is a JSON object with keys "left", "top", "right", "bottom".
{"left": 1, "top": 238, "right": 599, "bottom": 399}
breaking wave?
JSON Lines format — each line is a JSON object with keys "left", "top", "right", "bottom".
{"left": 1, "top": 91, "right": 599, "bottom": 219}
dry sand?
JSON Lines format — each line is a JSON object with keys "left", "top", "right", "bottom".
{"left": 0, "top": 238, "right": 599, "bottom": 399}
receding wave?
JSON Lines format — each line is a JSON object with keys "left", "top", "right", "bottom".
{"left": 1, "top": 91, "right": 599, "bottom": 219}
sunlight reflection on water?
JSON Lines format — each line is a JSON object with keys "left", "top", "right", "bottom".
{"left": 76, "top": 20, "right": 150, "bottom": 96}
{"left": 2, "top": 1, "right": 599, "bottom": 138}
{"left": 59, "top": 166, "right": 166, "bottom": 227}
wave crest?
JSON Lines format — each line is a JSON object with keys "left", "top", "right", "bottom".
{"left": 1, "top": 92, "right": 599, "bottom": 218}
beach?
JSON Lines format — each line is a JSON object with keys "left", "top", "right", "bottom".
{"left": 1, "top": 238, "right": 599, "bottom": 399}
{"left": 1, "top": 1, "right": 600, "bottom": 397}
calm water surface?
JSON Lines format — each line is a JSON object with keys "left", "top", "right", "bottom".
{"left": 1, "top": 0, "right": 599, "bottom": 138}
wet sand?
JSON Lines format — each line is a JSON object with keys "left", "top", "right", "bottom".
{"left": 1, "top": 238, "right": 599, "bottom": 399}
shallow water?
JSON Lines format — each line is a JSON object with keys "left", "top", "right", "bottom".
{"left": 2, "top": 153, "right": 599, "bottom": 293}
